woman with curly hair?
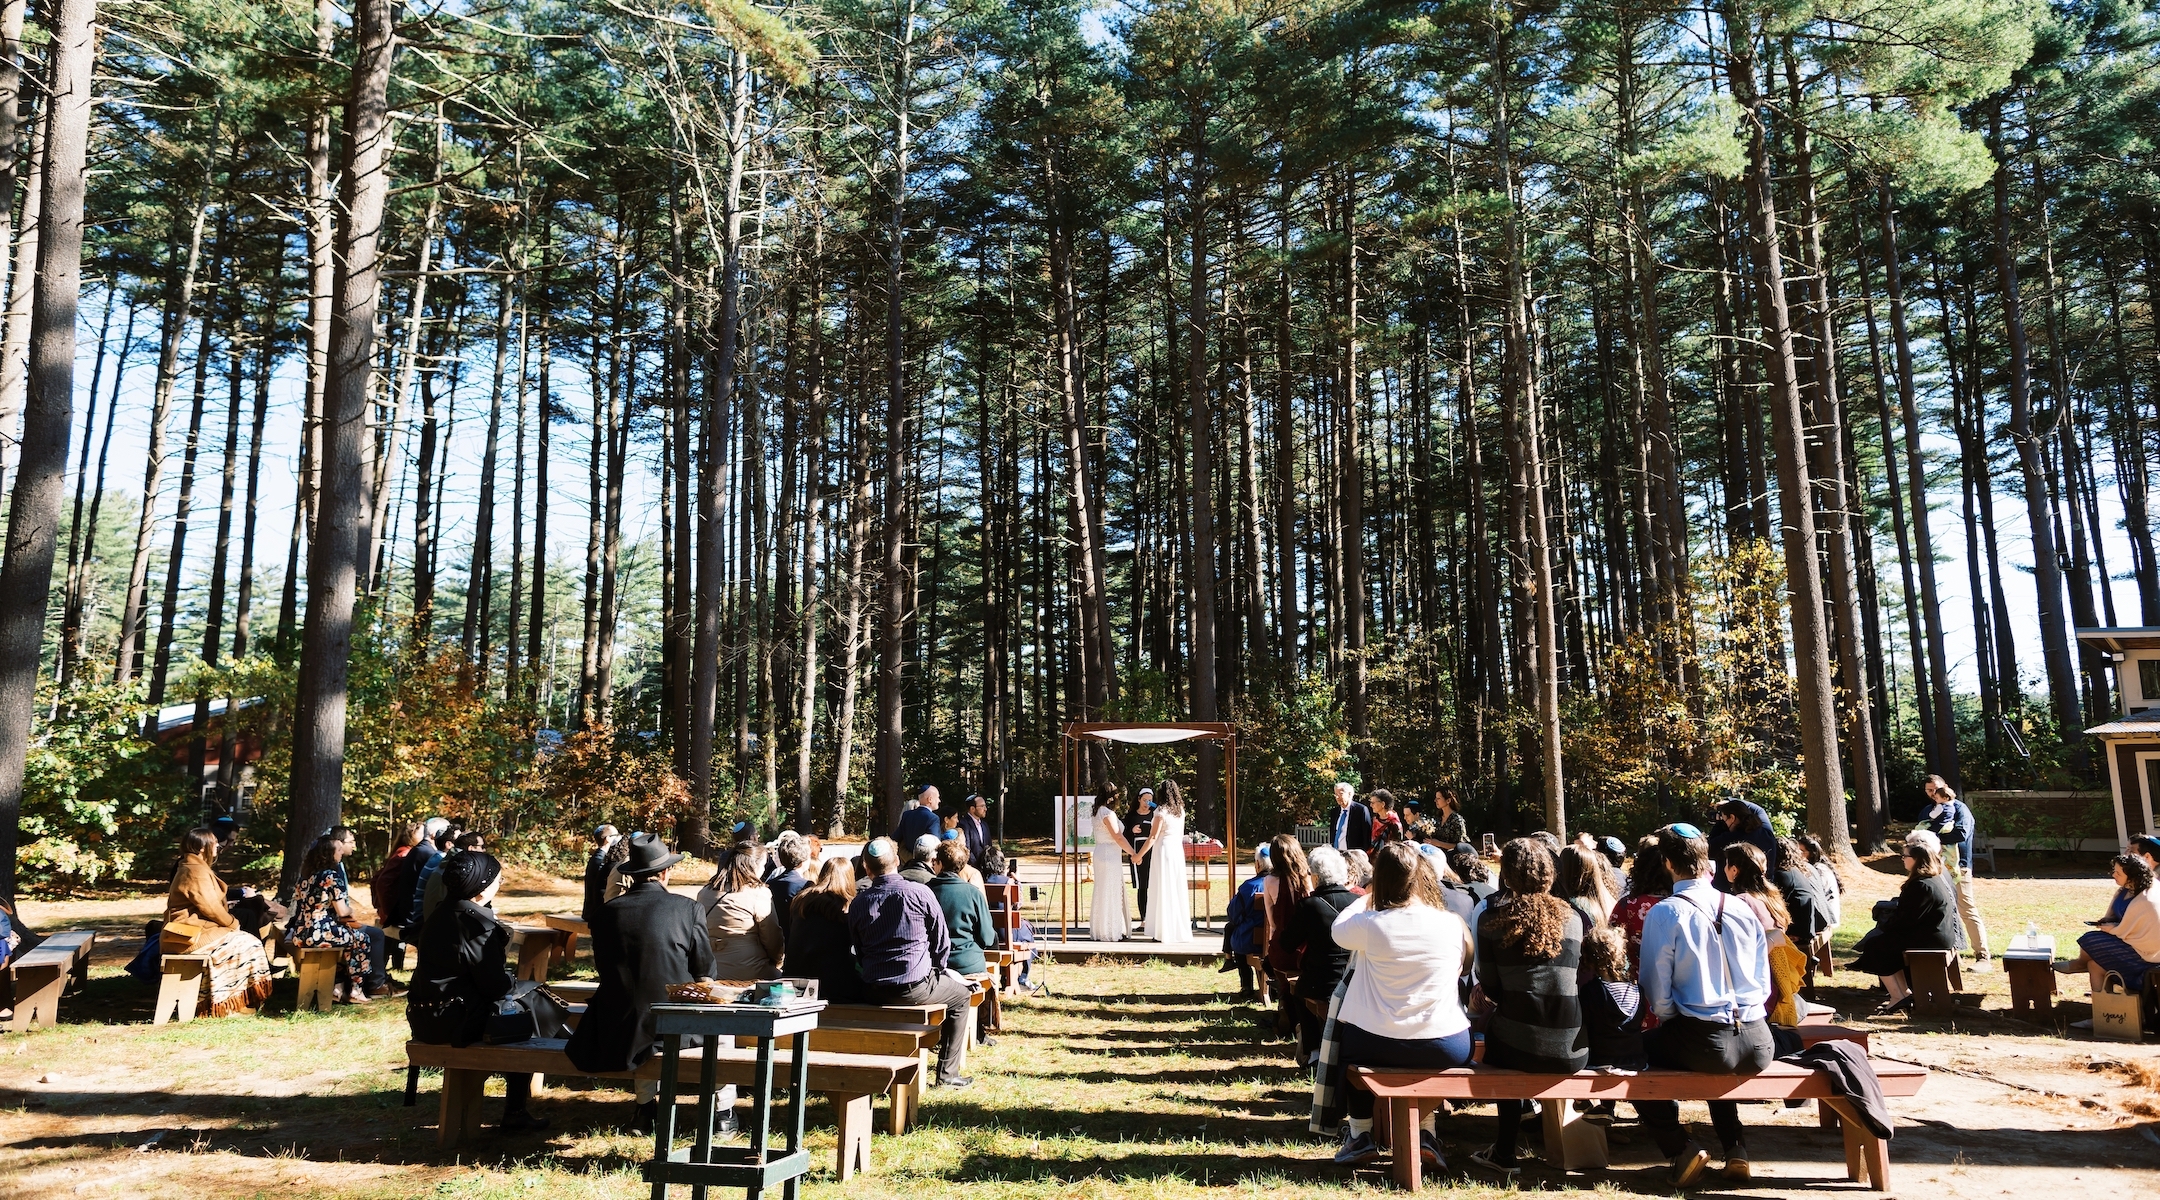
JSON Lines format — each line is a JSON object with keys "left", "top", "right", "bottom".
{"left": 1467, "top": 837, "right": 1588, "bottom": 1178}
{"left": 286, "top": 827, "right": 392, "bottom": 1002}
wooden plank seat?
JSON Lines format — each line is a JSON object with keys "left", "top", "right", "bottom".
{"left": 540, "top": 914, "right": 588, "bottom": 963}
{"left": 737, "top": 1023, "right": 941, "bottom": 1134}
{"left": 404, "top": 1037, "right": 916, "bottom": 1179}
{"left": 1350, "top": 1058, "right": 1926, "bottom": 1192}
{"left": 4, "top": 930, "right": 96, "bottom": 1032}
{"left": 1904, "top": 949, "right": 1967, "bottom": 1018}
{"left": 152, "top": 954, "right": 211, "bottom": 1025}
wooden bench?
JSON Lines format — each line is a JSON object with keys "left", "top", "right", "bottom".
{"left": 3, "top": 930, "right": 95, "bottom": 1032}
{"left": 736, "top": 1023, "right": 941, "bottom": 1133}
{"left": 1351, "top": 1058, "right": 1926, "bottom": 1192}
{"left": 292, "top": 946, "right": 342, "bottom": 1012}
{"left": 1904, "top": 949, "right": 1966, "bottom": 1018}
{"left": 541, "top": 913, "right": 588, "bottom": 964}
{"left": 506, "top": 925, "right": 564, "bottom": 983}
{"left": 987, "top": 882, "right": 1034, "bottom": 995}
{"left": 405, "top": 1037, "right": 914, "bottom": 1178}
{"left": 152, "top": 954, "right": 210, "bottom": 1025}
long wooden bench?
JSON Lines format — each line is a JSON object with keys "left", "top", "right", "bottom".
{"left": 4, "top": 930, "right": 95, "bottom": 1032}
{"left": 1351, "top": 1059, "right": 1926, "bottom": 1192}
{"left": 405, "top": 1037, "right": 916, "bottom": 1178}
{"left": 739, "top": 1022, "right": 941, "bottom": 1133}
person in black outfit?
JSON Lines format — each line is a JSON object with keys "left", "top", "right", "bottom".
{"left": 1707, "top": 798, "right": 1781, "bottom": 891}
{"left": 1445, "top": 846, "right": 1496, "bottom": 902}
{"left": 581, "top": 824, "right": 619, "bottom": 925}
{"left": 783, "top": 857, "right": 867, "bottom": 1003}
{"left": 1470, "top": 838, "right": 1587, "bottom": 1178}
{"left": 565, "top": 833, "right": 718, "bottom": 1131}
{"left": 1125, "top": 787, "right": 1154, "bottom": 915}
{"left": 1852, "top": 830, "right": 1961, "bottom": 1014}
{"left": 406, "top": 852, "right": 548, "bottom": 1132}
{"left": 1771, "top": 836, "right": 1831, "bottom": 987}
{"left": 1282, "top": 847, "right": 1360, "bottom": 1058}
{"left": 766, "top": 833, "right": 813, "bottom": 938}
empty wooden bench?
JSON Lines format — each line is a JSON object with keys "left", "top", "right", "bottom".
{"left": 1351, "top": 1058, "right": 1926, "bottom": 1192}
{"left": 3, "top": 930, "right": 95, "bottom": 1032}
{"left": 741, "top": 1021, "right": 941, "bottom": 1133}
{"left": 405, "top": 1037, "right": 916, "bottom": 1178}
{"left": 1904, "top": 949, "right": 1967, "bottom": 1018}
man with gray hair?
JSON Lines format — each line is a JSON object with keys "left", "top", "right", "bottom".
{"left": 901, "top": 834, "right": 941, "bottom": 886}
{"left": 848, "top": 837, "right": 976, "bottom": 1088}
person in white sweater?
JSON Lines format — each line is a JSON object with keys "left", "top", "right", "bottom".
{"left": 1325, "top": 843, "right": 1475, "bottom": 1172}
{"left": 2055, "top": 853, "right": 2160, "bottom": 1022}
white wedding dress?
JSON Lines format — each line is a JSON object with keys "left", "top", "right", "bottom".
{"left": 1144, "top": 809, "right": 1193, "bottom": 944}
{"left": 1089, "top": 806, "right": 1129, "bottom": 942}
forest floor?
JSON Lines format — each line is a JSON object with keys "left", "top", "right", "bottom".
{"left": 2, "top": 860, "right": 2157, "bottom": 1198}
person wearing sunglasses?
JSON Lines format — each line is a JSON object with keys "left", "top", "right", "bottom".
{"left": 1849, "top": 830, "right": 1960, "bottom": 1014}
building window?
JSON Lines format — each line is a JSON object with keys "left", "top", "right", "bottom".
{"left": 2142, "top": 657, "right": 2160, "bottom": 706}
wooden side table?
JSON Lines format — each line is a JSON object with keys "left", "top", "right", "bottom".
{"left": 2003, "top": 933, "right": 2056, "bottom": 1021}
{"left": 647, "top": 998, "right": 825, "bottom": 1200}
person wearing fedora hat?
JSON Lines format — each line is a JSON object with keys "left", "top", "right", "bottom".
{"left": 565, "top": 833, "right": 719, "bottom": 1132}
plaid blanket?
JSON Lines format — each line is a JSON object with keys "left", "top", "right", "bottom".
{"left": 202, "top": 930, "right": 275, "bottom": 1017}
{"left": 1307, "top": 961, "right": 1358, "bottom": 1134}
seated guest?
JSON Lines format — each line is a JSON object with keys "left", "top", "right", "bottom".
{"left": 850, "top": 837, "right": 976, "bottom": 1089}
{"left": 1282, "top": 847, "right": 1359, "bottom": 1060}
{"left": 1580, "top": 925, "right": 1647, "bottom": 1073}
{"left": 371, "top": 822, "right": 424, "bottom": 923}
{"left": 408, "top": 824, "right": 461, "bottom": 936}
{"left": 1417, "top": 845, "right": 1479, "bottom": 926}
{"left": 1771, "top": 837, "right": 1832, "bottom": 985}
{"left": 600, "top": 832, "right": 635, "bottom": 905}
{"left": 164, "top": 828, "right": 275, "bottom": 1017}
{"left": 982, "top": 848, "right": 1038, "bottom": 992}
{"left": 582, "top": 824, "right": 620, "bottom": 925}
{"left": 2054, "top": 853, "right": 2160, "bottom": 1012}
{"left": 423, "top": 832, "right": 487, "bottom": 923}
{"left": 1799, "top": 833, "right": 1842, "bottom": 930}
{"left": 1721, "top": 843, "right": 1818, "bottom": 1024}
{"left": 1596, "top": 835, "right": 1628, "bottom": 874}
{"left": 1468, "top": 837, "right": 1588, "bottom": 1179}
{"left": 1446, "top": 846, "right": 1496, "bottom": 902}
{"left": 566, "top": 833, "right": 718, "bottom": 1132}
{"left": 926, "top": 840, "right": 998, "bottom": 977}
{"left": 393, "top": 817, "right": 451, "bottom": 947}
{"left": 1262, "top": 834, "right": 1314, "bottom": 979}
{"left": 767, "top": 833, "right": 813, "bottom": 938}
{"left": 2132, "top": 834, "right": 2160, "bottom": 873}
{"left": 696, "top": 842, "right": 783, "bottom": 981}
{"left": 900, "top": 834, "right": 940, "bottom": 886}
{"left": 1326, "top": 843, "right": 1474, "bottom": 1169}
{"left": 1611, "top": 835, "right": 1671, "bottom": 974}
{"left": 1708, "top": 797, "right": 1781, "bottom": 889}
{"left": 1851, "top": 830, "right": 1960, "bottom": 1015}
{"left": 288, "top": 826, "right": 392, "bottom": 1003}
{"left": 2090, "top": 835, "right": 2156, "bottom": 925}
{"left": 1344, "top": 849, "right": 1373, "bottom": 893}
{"left": 406, "top": 852, "right": 548, "bottom": 1132}
{"left": 1637, "top": 823, "right": 1774, "bottom": 1185}
{"left": 1557, "top": 844, "right": 1619, "bottom": 930}
{"left": 1222, "top": 845, "right": 1271, "bottom": 997}
{"left": 784, "top": 858, "right": 866, "bottom": 1003}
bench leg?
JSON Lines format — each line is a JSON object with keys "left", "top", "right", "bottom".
{"left": 296, "top": 957, "right": 336, "bottom": 1014}
{"left": 1817, "top": 1097, "right": 1839, "bottom": 1129}
{"left": 405, "top": 1065, "right": 421, "bottom": 1107}
{"left": 6, "top": 965, "right": 66, "bottom": 1031}
{"left": 1826, "top": 1097, "right": 1867, "bottom": 1184}
{"left": 437, "top": 1068, "right": 487, "bottom": 1149}
{"left": 1388, "top": 1100, "right": 1421, "bottom": 1191}
{"left": 832, "top": 1092, "right": 873, "bottom": 1181}
{"left": 153, "top": 962, "right": 206, "bottom": 1026}
{"left": 1825, "top": 1097, "right": 1890, "bottom": 1190}
{"left": 1540, "top": 1094, "right": 1610, "bottom": 1171}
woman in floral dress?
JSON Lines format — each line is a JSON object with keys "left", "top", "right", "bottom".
{"left": 288, "top": 827, "right": 392, "bottom": 1002}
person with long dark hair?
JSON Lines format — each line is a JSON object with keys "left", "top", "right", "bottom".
{"left": 2052, "top": 853, "right": 2160, "bottom": 1020}
{"left": 1612, "top": 834, "right": 1671, "bottom": 973}
{"left": 697, "top": 841, "right": 783, "bottom": 980}
{"left": 1325, "top": 843, "right": 1474, "bottom": 1170}
{"left": 1467, "top": 838, "right": 1588, "bottom": 1178}
{"left": 287, "top": 826, "right": 391, "bottom": 1002}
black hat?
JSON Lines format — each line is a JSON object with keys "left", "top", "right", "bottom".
{"left": 621, "top": 832, "right": 683, "bottom": 878}
{"left": 442, "top": 851, "right": 503, "bottom": 901}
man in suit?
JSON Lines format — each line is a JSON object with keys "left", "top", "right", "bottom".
{"left": 894, "top": 784, "right": 942, "bottom": 846}
{"left": 565, "top": 833, "right": 720, "bottom": 1132}
{"left": 958, "top": 794, "right": 992, "bottom": 867}
{"left": 1330, "top": 781, "right": 1373, "bottom": 853}
{"left": 1126, "top": 788, "right": 1155, "bottom": 915}
{"left": 581, "top": 824, "right": 619, "bottom": 925}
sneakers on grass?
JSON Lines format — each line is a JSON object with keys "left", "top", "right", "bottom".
{"left": 1335, "top": 1125, "right": 1382, "bottom": 1165}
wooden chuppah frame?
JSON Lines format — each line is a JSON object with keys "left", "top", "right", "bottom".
{"left": 1057, "top": 721, "right": 1239, "bottom": 943}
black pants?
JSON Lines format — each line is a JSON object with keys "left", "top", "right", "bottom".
{"left": 1635, "top": 1015, "right": 1774, "bottom": 1156}
{"left": 872, "top": 974, "right": 974, "bottom": 1084}
{"left": 504, "top": 1072, "right": 533, "bottom": 1115}
{"left": 1131, "top": 847, "right": 1150, "bottom": 914}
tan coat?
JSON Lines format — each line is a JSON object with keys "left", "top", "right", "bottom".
{"left": 166, "top": 853, "right": 239, "bottom": 930}
{"left": 694, "top": 883, "right": 783, "bottom": 981}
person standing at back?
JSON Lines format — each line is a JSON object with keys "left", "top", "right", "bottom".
{"left": 958, "top": 794, "right": 992, "bottom": 867}
{"left": 1330, "top": 782, "right": 1373, "bottom": 853}
{"left": 566, "top": 834, "right": 719, "bottom": 1133}
{"left": 849, "top": 837, "right": 977, "bottom": 1089}
{"left": 1636, "top": 823, "right": 1775, "bottom": 1187}
{"left": 1921, "top": 776, "right": 1990, "bottom": 969}
{"left": 894, "top": 785, "right": 942, "bottom": 847}
{"left": 1125, "top": 787, "right": 1155, "bottom": 917}
{"left": 766, "top": 833, "right": 814, "bottom": 939}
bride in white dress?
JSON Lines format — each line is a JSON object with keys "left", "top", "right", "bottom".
{"left": 1090, "top": 791, "right": 1133, "bottom": 942}
{"left": 1142, "top": 782, "right": 1194, "bottom": 944}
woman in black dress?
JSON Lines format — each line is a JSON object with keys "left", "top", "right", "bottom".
{"left": 405, "top": 852, "right": 548, "bottom": 1132}
{"left": 1851, "top": 831, "right": 1960, "bottom": 1014}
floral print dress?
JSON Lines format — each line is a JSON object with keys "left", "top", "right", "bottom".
{"left": 289, "top": 867, "right": 370, "bottom": 983}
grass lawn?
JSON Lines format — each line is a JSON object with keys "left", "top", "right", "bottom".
{"left": 3, "top": 861, "right": 2155, "bottom": 1199}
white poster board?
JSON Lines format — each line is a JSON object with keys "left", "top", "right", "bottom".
{"left": 1053, "top": 795, "right": 1096, "bottom": 853}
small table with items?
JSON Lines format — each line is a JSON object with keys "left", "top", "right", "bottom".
{"left": 646, "top": 993, "right": 826, "bottom": 1200}
{"left": 2002, "top": 931, "right": 2056, "bottom": 1021}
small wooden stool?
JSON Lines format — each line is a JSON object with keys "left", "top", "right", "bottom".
{"left": 153, "top": 954, "right": 209, "bottom": 1025}
{"left": 2004, "top": 956, "right": 2057, "bottom": 1020}
{"left": 294, "top": 946, "right": 341, "bottom": 1012}
{"left": 1905, "top": 950, "right": 1963, "bottom": 1018}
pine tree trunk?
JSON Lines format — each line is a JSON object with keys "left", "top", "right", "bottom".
{"left": 875, "top": 15, "right": 915, "bottom": 834}
{"left": 282, "top": 0, "right": 396, "bottom": 896}
{"left": 0, "top": 90, "right": 48, "bottom": 486}
{"left": 149, "top": 213, "right": 228, "bottom": 720}
{"left": 0, "top": 0, "right": 93, "bottom": 900}
{"left": 58, "top": 295, "right": 120, "bottom": 690}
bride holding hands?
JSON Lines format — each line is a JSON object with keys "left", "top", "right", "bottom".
{"left": 1090, "top": 784, "right": 1135, "bottom": 942}
{"left": 1141, "top": 781, "right": 1194, "bottom": 944}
